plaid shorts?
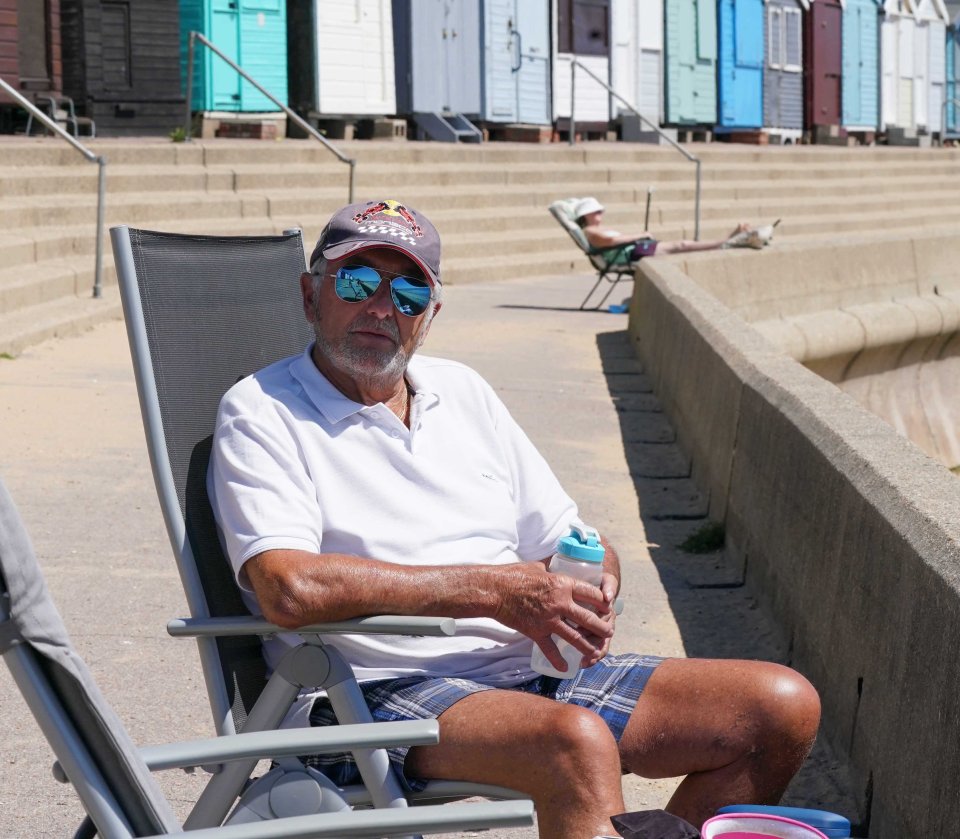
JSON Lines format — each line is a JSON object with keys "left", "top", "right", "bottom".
{"left": 303, "top": 653, "right": 664, "bottom": 792}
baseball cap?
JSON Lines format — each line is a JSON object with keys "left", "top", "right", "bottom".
{"left": 309, "top": 199, "right": 442, "bottom": 287}
{"left": 574, "top": 197, "right": 605, "bottom": 219}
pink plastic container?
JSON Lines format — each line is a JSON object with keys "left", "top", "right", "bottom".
{"left": 701, "top": 813, "right": 830, "bottom": 839}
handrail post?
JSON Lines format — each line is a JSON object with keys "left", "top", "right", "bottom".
{"left": 569, "top": 59, "right": 577, "bottom": 146}
{"left": 189, "top": 32, "right": 356, "bottom": 204}
{"left": 694, "top": 159, "right": 702, "bottom": 241}
{"left": 348, "top": 159, "right": 356, "bottom": 204}
{"left": 564, "top": 60, "right": 702, "bottom": 241}
{"left": 0, "top": 75, "right": 107, "bottom": 297}
{"left": 184, "top": 31, "right": 195, "bottom": 142}
{"left": 93, "top": 156, "right": 106, "bottom": 298}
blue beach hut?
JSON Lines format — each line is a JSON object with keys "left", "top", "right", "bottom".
{"left": 664, "top": 0, "right": 718, "bottom": 126}
{"left": 179, "top": 0, "right": 288, "bottom": 112}
{"left": 842, "top": 0, "right": 883, "bottom": 133}
{"left": 717, "top": 0, "right": 765, "bottom": 130}
{"left": 764, "top": 0, "right": 806, "bottom": 140}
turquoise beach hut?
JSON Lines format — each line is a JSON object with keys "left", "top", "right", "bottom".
{"left": 717, "top": 0, "right": 765, "bottom": 130}
{"left": 180, "top": 0, "right": 288, "bottom": 112}
{"left": 664, "top": 0, "right": 718, "bottom": 125}
{"left": 842, "top": 0, "right": 883, "bottom": 133}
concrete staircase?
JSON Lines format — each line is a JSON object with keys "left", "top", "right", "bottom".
{"left": 2, "top": 136, "right": 960, "bottom": 355}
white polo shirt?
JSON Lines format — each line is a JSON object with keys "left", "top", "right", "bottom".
{"left": 208, "top": 346, "right": 580, "bottom": 723}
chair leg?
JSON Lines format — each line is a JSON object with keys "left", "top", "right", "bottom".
{"left": 593, "top": 276, "right": 625, "bottom": 310}
{"left": 579, "top": 273, "right": 608, "bottom": 310}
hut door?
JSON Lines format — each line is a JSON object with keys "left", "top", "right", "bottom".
{"left": 514, "top": 0, "right": 550, "bottom": 123}
{"left": 927, "top": 20, "right": 945, "bottom": 131}
{"left": 210, "top": 0, "right": 241, "bottom": 108}
{"left": 16, "top": 0, "right": 51, "bottom": 88}
{"left": 843, "top": 4, "right": 863, "bottom": 123}
{"left": 898, "top": 17, "right": 915, "bottom": 126}
{"left": 809, "top": 0, "right": 842, "bottom": 125}
{"left": 914, "top": 22, "right": 928, "bottom": 126}
{"left": 442, "top": 0, "right": 475, "bottom": 113}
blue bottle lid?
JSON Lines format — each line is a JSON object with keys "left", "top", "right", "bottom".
{"left": 557, "top": 524, "right": 605, "bottom": 563}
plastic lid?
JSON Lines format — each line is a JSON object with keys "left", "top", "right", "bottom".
{"left": 556, "top": 525, "right": 605, "bottom": 562}
{"left": 716, "top": 806, "right": 850, "bottom": 837}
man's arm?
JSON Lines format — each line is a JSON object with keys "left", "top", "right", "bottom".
{"left": 246, "top": 549, "right": 615, "bottom": 672}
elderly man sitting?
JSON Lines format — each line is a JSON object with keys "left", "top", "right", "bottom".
{"left": 207, "top": 199, "right": 820, "bottom": 839}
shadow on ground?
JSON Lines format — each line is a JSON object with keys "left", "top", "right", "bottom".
{"left": 596, "top": 329, "right": 867, "bottom": 835}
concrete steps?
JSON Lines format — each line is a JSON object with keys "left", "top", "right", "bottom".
{"left": 2, "top": 137, "right": 960, "bottom": 354}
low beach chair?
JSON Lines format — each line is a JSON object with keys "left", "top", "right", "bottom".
{"left": 548, "top": 197, "right": 637, "bottom": 311}
{"left": 0, "top": 475, "right": 533, "bottom": 837}
{"left": 108, "top": 226, "right": 532, "bottom": 835}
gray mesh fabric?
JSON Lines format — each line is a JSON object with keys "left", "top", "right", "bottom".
{"left": 125, "top": 229, "right": 313, "bottom": 729}
{"left": 0, "top": 476, "right": 181, "bottom": 835}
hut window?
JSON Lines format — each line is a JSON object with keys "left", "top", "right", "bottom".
{"left": 102, "top": 0, "right": 132, "bottom": 90}
{"left": 697, "top": 0, "right": 717, "bottom": 60}
{"left": 768, "top": 6, "right": 802, "bottom": 72}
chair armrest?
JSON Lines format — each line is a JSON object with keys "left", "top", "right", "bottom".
{"left": 53, "top": 720, "right": 440, "bottom": 782}
{"left": 152, "top": 800, "right": 535, "bottom": 839}
{"left": 167, "top": 615, "right": 457, "bottom": 639}
{"left": 138, "top": 719, "right": 439, "bottom": 772}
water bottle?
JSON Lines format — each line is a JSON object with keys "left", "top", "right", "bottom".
{"left": 530, "top": 524, "right": 606, "bottom": 679}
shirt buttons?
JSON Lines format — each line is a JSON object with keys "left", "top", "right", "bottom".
{"left": 390, "top": 430, "right": 401, "bottom": 438}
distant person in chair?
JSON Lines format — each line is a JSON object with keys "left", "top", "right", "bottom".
{"left": 209, "top": 198, "right": 819, "bottom": 839}
{"left": 575, "top": 196, "right": 771, "bottom": 262}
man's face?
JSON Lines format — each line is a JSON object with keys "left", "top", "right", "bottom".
{"left": 301, "top": 246, "right": 438, "bottom": 385}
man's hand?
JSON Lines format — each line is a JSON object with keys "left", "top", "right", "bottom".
{"left": 492, "top": 562, "right": 614, "bottom": 675}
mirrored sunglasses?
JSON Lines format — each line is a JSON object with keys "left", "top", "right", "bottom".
{"left": 325, "top": 264, "right": 432, "bottom": 317}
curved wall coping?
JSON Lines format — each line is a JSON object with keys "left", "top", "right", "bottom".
{"left": 629, "top": 255, "right": 960, "bottom": 838}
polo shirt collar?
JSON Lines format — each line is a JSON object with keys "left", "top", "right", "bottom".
{"left": 290, "top": 345, "right": 439, "bottom": 424}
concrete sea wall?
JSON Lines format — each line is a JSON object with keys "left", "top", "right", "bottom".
{"left": 629, "top": 252, "right": 960, "bottom": 838}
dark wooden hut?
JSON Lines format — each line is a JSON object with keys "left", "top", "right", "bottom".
{"left": 59, "top": 0, "right": 183, "bottom": 136}
{"left": 0, "top": 0, "right": 63, "bottom": 131}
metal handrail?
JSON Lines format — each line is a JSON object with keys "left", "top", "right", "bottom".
{"left": 184, "top": 31, "right": 356, "bottom": 203}
{"left": 0, "top": 76, "right": 107, "bottom": 298}
{"left": 568, "top": 59, "right": 701, "bottom": 240}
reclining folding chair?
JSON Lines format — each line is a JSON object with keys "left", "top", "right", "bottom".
{"left": 0, "top": 476, "right": 533, "bottom": 837}
{"left": 548, "top": 198, "right": 637, "bottom": 311}
{"left": 108, "top": 226, "right": 532, "bottom": 834}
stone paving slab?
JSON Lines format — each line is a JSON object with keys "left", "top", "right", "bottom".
{"left": 0, "top": 270, "right": 858, "bottom": 838}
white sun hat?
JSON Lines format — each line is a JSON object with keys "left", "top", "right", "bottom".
{"left": 574, "top": 196, "right": 605, "bottom": 219}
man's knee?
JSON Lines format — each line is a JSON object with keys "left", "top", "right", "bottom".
{"left": 545, "top": 703, "right": 621, "bottom": 774}
{"left": 754, "top": 663, "right": 821, "bottom": 752}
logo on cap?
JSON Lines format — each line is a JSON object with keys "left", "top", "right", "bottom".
{"left": 352, "top": 200, "right": 424, "bottom": 244}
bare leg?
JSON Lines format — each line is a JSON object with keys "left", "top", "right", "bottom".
{"left": 657, "top": 223, "right": 753, "bottom": 255}
{"left": 406, "top": 689, "right": 624, "bottom": 839}
{"left": 619, "top": 658, "right": 821, "bottom": 828}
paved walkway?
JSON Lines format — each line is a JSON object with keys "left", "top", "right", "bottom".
{"left": 0, "top": 270, "right": 855, "bottom": 837}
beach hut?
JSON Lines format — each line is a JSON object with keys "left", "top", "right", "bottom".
{"left": 289, "top": 0, "right": 395, "bottom": 119}
{"left": 556, "top": 0, "right": 611, "bottom": 134}
{"left": 394, "top": 0, "right": 550, "bottom": 132}
{"left": 948, "top": 7, "right": 959, "bottom": 132}
{"left": 764, "top": 0, "right": 806, "bottom": 140}
{"left": 717, "top": 0, "right": 765, "bottom": 131}
{"left": 804, "top": 0, "right": 844, "bottom": 136}
{"left": 842, "top": 0, "right": 882, "bottom": 134}
{"left": 59, "top": 0, "right": 183, "bottom": 136}
{"left": 0, "top": 0, "right": 63, "bottom": 132}
{"left": 179, "top": 0, "right": 288, "bottom": 112}
{"left": 663, "top": 0, "right": 718, "bottom": 126}
{"left": 610, "top": 0, "right": 664, "bottom": 132}
{"left": 914, "top": 0, "right": 949, "bottom": 132}
{"left": 880, "top": 0, "right": 916, "bottom": 131}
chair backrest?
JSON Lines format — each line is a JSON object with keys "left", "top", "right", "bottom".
{"left": 0, "top": 477, "right": 181, "bottom": 838}
{"left": 548, "top": 198, "right": 593, "bottom": 253}
{"left": 111, "top": 227, "right": 313, "bottom": 736}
